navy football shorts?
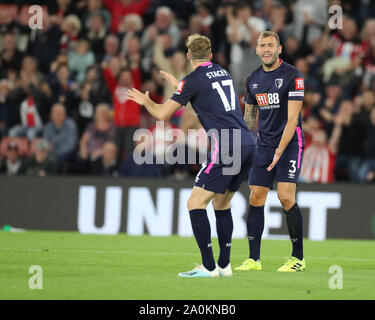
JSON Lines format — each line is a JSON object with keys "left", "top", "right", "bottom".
{"left": 194, "top": 144, "right": 255, "bottom": 194}
{"left": 249, "top": 142, "right": 304, "bottom": 188}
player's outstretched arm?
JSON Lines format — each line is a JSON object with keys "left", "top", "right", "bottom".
{"left": 127, "top": 88, "right": 182, "bottom": 121}
{"left": 244, "top": 103, "right": 258, "bottom": 130}
{"left": 160, "top": 71, "right": 179, "bottom": 90}
{"left": 267, "top": 100, "right": 302, "bottom": 171}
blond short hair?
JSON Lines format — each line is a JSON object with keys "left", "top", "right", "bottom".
{"left": 257, "top": 31, "right": 280, "bottom": 46}
{"left": 186, "top": 34, "right": 211, "bottom": 61}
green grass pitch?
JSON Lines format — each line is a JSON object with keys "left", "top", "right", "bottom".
{"left": 0, "top": 231, "right": 374, "bottom": 300}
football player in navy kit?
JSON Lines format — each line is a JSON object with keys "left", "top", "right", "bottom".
{"left": 127, "top": 34, "right": 256, "bottom": 278}
{"left": 235, "top": 31, "right": 306, "bottom": 272}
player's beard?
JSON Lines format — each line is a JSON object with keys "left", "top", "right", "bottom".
{"left": 262, "top": 51, "right": 278, "bottom": 68}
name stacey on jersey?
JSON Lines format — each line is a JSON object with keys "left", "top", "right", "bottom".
{"left": 205, "top": 69, "right": 228, "bottom": 79}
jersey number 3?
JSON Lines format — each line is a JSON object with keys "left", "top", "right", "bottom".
{"left": 212, "top": 80, "right": 235, "bottom": 112}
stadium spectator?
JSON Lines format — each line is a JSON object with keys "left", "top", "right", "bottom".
{"left": 67, "top": 39, "right": 95, "bottom": 84}
{"left": 103, "top": 62, "right": 141, "bottom": 161}
{"left": 302, "top": 115, "right": 321, "bottom": 146}
{"left": 123, "top": 35, "right": 142, "bottom": 72}
{"left": 153, "top": 35, "right": 191, "bottom": 125}
{"left": 0, "top": 33, "right": 25, "bottom": 73}
{"left": 290, "top": 0, "right": 328, "bottom": 47}
{"left": 209, "top": 2, "right": 232, "bottom": 69}
{"left": 318, "top": 78, "right": 343, "bottom": 132}
{"left": 118, "top": 14, "right": 144, "bottom": 54}
{"left": 76, "top": 65, "right": 111, "bottom": 134}
{"left": 20, "top": 56, "right": 45, "bottom": 85}
{"left": 43, "top": 103, "right": 78, "bottom": 164}
{"left": 281, "top": 36, "right": 304, "bottom": 66}
{"left": 324, "top": 16, "right": 367, "bottom": 85}
{"left": 27, "top": 11, "right": 63, "bottom": 74}
{"left": 358, "top": 90, "right": 375, "bottom": 123}
{"left": 102, "top": 34, "right": 120, "bottom": 63}
{"left": 196, "top": 2, "right": 214, "bottom": 36}
{"left": 358, "top": 107, "right": 375, "bottom": 182}
{"left": 6, "top": 71, "right": 50, "bottom": 141}
{"left": 60, "top": 14, "right": 82, "bottom": 54}
{"left": 76, "top": 103, "right": 114, "bottom": 174}
{"left": 141, "top": 6, "right": 181, "bottom": 66}
{"left": 362, "top": 19, "right": 375, "bottom": 90}
{"left": 85, "top": 12, "right": 108, "bottom": 63}
{"left": 91, "top": 140, "right": 121, "bottom": 177}
{"left": 334, "top": 100, "right": 367, "bottom": 181}
{"left": 84, "top": 64, "right": 111, "bottom": 104}
{"left": 0, "top": 141, "right": 26, "bottom": 175}
{"left": 103, "top": 0, "right": 151, "bottom": 34}
{"left": 48, "top": 0, "right": 80, "bottom": 18}
{"left": 83, "top": 0, "right": 112, "bottom": 31}
{"left": 226, "top": 2, "right": 265, "bottom": 93}
{"left": 25, "top": 139, "right": 60, "bottom": 177}
{"left": 0, "top": 79, "right": 11, "bottom": 139}
{"left": 300, "top": 115, "right": 343, "bottom": 184}
{"left": 47, "top": 63, "right": 78, "bottom": 118}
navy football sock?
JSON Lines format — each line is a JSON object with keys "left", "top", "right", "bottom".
{"left": 189, "top": 209, "right": 216, "bottom": 271}
{"left": 283, "top": 203, "right": 303, "bottom": 260}
{"left": 215, "top": 209, "right": 233, "bottom": 269}
{"left": 247, "top": 205, "right": 264, "bottom": 261}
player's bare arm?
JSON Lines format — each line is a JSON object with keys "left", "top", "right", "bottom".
{"left": 243, "top": 103, "right": 258, "bottom": 131}
{"left": 267, "top": 100, "right": 303, "bottom": 171}
{"left": 127, "top": 88, "right": 181, "bottom": 121}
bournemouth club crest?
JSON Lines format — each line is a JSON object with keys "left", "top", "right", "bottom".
{"left": 275, "top": 78, "right": 283, "bottom": 89}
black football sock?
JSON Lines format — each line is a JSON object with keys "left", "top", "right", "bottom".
{"left": 283, "top": 203, "right": 304, "bottom": 260}
{"left": 189, "top": 209, "right": 216, "bottom": 271}
{"left": 247, "top": 205, "right": 264, "bottom": 261}
{"left": 215, "top": 209, "right": 233, "bottom": 269}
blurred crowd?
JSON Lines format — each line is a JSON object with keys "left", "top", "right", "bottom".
{"left": 0, "top": 0, "right": 374, "bottom": 183}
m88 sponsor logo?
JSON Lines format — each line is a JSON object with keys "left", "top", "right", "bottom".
{"left": 256, "top": 93, "right": 280, "bottom": 106}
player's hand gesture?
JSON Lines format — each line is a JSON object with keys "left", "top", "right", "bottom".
{"left": 267, "top": 148, "right": 283, "bottom": 171}
{"left": 127, "top": 88, "right": 150, "bottom": 106}
{"left": 160, "top": 71, "right": 179, "bottom": 90}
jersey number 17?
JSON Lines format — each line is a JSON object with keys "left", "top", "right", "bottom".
{"left": 212, "top": 80, "right": 236, "bottom": 112}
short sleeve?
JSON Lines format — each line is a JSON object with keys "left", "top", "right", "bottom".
{"left": 287, "top": 71, "right": 305, "bottom": 101}
{"left": 244, "top": 74, "right": 256, "bottom": 105}
{"left": 170, "top": 77, "right": 195, "bottom": 106}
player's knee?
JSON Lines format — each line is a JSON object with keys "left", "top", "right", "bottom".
{"left": 250, "top": 191, "right": 266, "bottom": 206}
{"left": 277, "top": 192, "right": 294, "bottom": 209}
{"left": 187, "top": 195, "right": 206, "bottom": 211}
{"left": 187, "top": 197, "right": 196, "bottom": 211}
{"left": 212, "top": 199, "right": 229, "bottom": 211}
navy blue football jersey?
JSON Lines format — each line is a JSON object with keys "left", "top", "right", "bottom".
{"left": 171, "top": 62, "right": 255, "bottom": 148}
{"left": 245, "top": 60, "right": 305, "bottom": 148}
